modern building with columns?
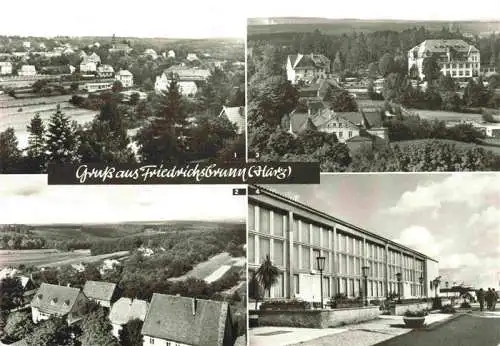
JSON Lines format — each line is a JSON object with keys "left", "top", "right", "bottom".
{"left": 248, "top": 185, "right": 439, "bottom": 304}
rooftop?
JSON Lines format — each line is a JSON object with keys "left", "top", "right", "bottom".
{"left": 109, "top": 297, "right": 149, "bottom": 325}
{"left": 82, "top": 280, "right": 116, "bottom": 302}
{"left": 31, "top": 283, "right": 81, "bottom": 316}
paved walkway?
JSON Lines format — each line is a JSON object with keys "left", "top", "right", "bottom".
{"left": 249, "top": 313, "right": 455, "bottom": 346}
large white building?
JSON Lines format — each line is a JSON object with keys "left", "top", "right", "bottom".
{"left": 18, "top": 65, "right": 36, "bottom": 77}
{"left": 0, "top": 61, "right": 12, "bottom": 75}
{"left": 248, "top": 186, "right": 440, "bottom": 305}
{"left": 408, "top": 39, "right": 480, "bottom": 80}
{"left": 115, "top": 70, "right": 133, "bottom": 88}
{"left": 286, "top": 53, "right": 331, "bottom": 85}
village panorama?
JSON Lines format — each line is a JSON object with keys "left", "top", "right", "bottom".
{"left": 0, "top": 34, "right": 245, "bottom": 173}
{"left": 247, "top": 17, "right": 500, "bottom": 172}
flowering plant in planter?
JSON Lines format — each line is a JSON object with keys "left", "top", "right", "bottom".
{"left": 403, "top": 309, "right": 427, "bottom": 328}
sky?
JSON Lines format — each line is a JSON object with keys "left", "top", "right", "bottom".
{"left": 0, "top": 175, "right": 246, "bottom": 224}
{"left": 0, "top": 0, "right": 499, "bottom": 38}
{"left": 266, "top": 173, "right": 500, "bottom": 289}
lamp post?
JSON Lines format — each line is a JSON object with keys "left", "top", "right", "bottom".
{"left": 396, "top": 273, "right": 402, "bottom": 303}
{"left": 419, "top": 276, "right": 424, "bottom": 298}
{"left": 316, "top": 256, "right": 326, "bottom": 309}
{"left": 362, "top": 266, "right": 370, "bottom": 306}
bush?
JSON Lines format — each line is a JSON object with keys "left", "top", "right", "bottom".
{"left": 329, "top": 294, "right": 363, "bottom": 309}
{"left": 460, "top": 302, "right": 471, "bottom": 309}
{"left": 370, "top": 299, "right": 381, "bottom": 306}
{"left": 432, "top": 297, "right": 442, "bottom": 310}
{"left": 440, "top": 304, "right": 456, "bottom": 314}
{"left": 259, "top": 299, "right": 311, "bottom": 311}
{"left": 404, "top": 309, "right": 427, "bottom": 317}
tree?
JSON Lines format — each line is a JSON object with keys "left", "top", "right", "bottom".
{"left": 332, "top": 51, "right": 344, "bottom": 73}
{"left": 45, "top": 105, "right": 78, "bottom": 164}
{"left": 0, "top": 277, "right": 24, "bottom": 310}
{"left": 119, "top": 319, "right": 143, "bottom": 346}
{"left": 4, "top": 311, "right": 34, "bottom": 340}
{"left": 248, "top": 271, "right": 262, "bottom": 309}
{"left": 26, "top": 317, "right": 75, "bottom": 346}
{"left": 112, "top": 80, "right": 123, "bottom": 93}
{"left": 129, "top": 92, "right": 140, "bottom": 106}
{"left": 378, "top": 53, "right": 395, "bottom": 77}
{"left": 382, "top": 73, "right": 409, "bottom": 102}
{"left": 190, "top": 113, "right": 237, "bottom": 160}
{"left": 255, "top": 255, "right": 280, "bottom": 299}
{"left": 438, "top": 74, "right": 457, "bottom": 92}
{"left": 26, "top": 112, "right": 46, "bottom": 172}
{"left": 329, "top": 90, "right": 358, "bottom": 112}
{"left": 422, "top": 54, "right": 441, "bottom": 83}
{"left": 80, "top": 307, "right": 118, "bottom": 346}
{"left": 367, "top": 62, "right": 378, "bottom": 78}
{"left": 0, "top": 127, "right": 21, "bottom": 173}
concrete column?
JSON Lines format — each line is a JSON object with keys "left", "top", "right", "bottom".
{"left": 385, "top": 243, "right": 389, "bottom": 297}
{"left": 332, "top": 224, "right": 337, "bottom": 294}
{"left": 287, "top": 211, "right": 294, "bottom": 299}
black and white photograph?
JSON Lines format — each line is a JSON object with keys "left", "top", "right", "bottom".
{"left": 248, "top": 174, "right": 500, "bottom": 345}
{"left": 247, "top": 6, "right": 500, "bottom": 172}
{"left": 0, "top": 175, "right": 247, "bottom": 346}
{"left": 0, "top": 0, "right": 245, "bottom": 174}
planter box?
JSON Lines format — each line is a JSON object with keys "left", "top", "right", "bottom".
{"left": 249, "top": 306, "right": 380, "bottom": 329}
{"left": 393, "top": 302, "right": 432, "bottom": 315}
{"left": 403, "top": 316, "right": 426, "bottom": 328}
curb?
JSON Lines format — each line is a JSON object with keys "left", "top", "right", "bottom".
{"left": 424, "top": 312, "right": 469, "bottom": 331}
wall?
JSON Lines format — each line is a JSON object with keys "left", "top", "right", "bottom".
{"left": 425, "top": 258, "right": 440, "bottom": 298}
{"left": 142, "top": 336, "right": 190, "bottom": 346}
{"left": 253, "top": 306, "right": 380, "bottom": 329}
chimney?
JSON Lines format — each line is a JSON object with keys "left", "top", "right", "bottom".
{"left": 192, "top": 298, "right": 197, "bottom": 315}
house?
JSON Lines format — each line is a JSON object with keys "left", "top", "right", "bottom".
{"left": 286, "top": 53, "right": 331, "bottom": 84}
{"left": 220, "top": 106, "right": 245, "bottom": 134}
{"left": 97, "top": 64, "right": 115, "bottom": 78}
{"left": 297, "top": 79, "right": 339, "bottom": 103}
{"left": 79, "top": 51, "right": 88, "bottom": 59}
{"left": 109, "top": 43, "right": 132, "bottom": 54}
{"left": 109, "top": 298, "right": 149, "bottom": 338}
{"left": 39, "top": 42, "right": 46, "bottom": 50}
{"left": 82, "top": 281, "right": 117, "bottom": 308}
{"left": 63, "top": 48, "right": 75, "bottom": 56}
{"left": 143, "top": 48, "right": 158, "bottom": 60}
{"left": 18, "top": 65, "right": 36, "bottom": 77}
{"left": 100, "top": 259, "right": 121, "bottom": 275}
{"left": 22, "top": 41, "right": 31, "bottom": 49}
{"left": 164, "top": 65, "right": 211, "bottom": 80}
{"left": 84, "top": 81, "right": 114, "bottom": 93}
{"left": 141, "top": 294, "right": 235, "bottom": 346}
{"left": 481, "top": 65, "right": 497, "bottom": 78}
{"left": 80, "top": 59, "right": 97, "bottom": 73}
{"left": 115, "top": 69, "right": 133, "bottom": 88}
{"left": 88, "top": 52, "right": 101, "bottom": 64}
{"left": 31, "top": 283, "right": 89, "bottom": 325}
{"left": 167, "top": 49, "right": 176, "bottom": 58}
{"left": 0, "top": 61, "right": 13, "bottom": 75}
{"left": 187, "top": 53, "right": 199, "bottom": 62}
{"left": 155, "top": 73, "right": 199, "bottom": 96}
{"left": 19, "top": 275, "right": 37, "bottom": 304}
{"left": 408, "top": 39, "right": 480, "bottom": 80}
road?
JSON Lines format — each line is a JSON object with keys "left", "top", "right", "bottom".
{"left": 374, "top": 311, "right": 500, "bottom": 346}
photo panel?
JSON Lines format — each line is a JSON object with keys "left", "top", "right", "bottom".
{"left": 0, "top": 175, "right": 248, "bottom": 345}
{"left": 0, "top": 0, "right": 246, "bottom": 174}
{"left": 246, "top": 15, "right": 500, "bottom": 172}
{"left": 247, "top": 173, "right": 500, "bottom": 345}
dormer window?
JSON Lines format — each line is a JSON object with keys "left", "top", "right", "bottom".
{"left": 64, "top": 300, "right": 70, "bottom": 306}
{"left": 51, "top": 298, "right": 58, "bottom": 305}
{"left": 37, "top": 294, "right": 43, "bottom": 300}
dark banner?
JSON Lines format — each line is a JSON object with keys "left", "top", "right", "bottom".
{"left": 47, "top": 162, "right": 320, "bottom": 185}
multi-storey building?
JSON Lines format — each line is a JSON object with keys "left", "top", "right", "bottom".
{"left": 0, "top": 61, "right": 13, "bottom": 75}
{"left": 248, "top": 186, "right": 439, "bottom": 304}
{"left": 286, "top": 53, "right": 331, "bottom": 85}
{"left": 408, "top": 39, "right": 480, "bottom": 80}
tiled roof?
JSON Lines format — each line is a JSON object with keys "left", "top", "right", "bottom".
{"left": 98, "top": 65, "right": 115, "bottom": 73}
{"left": 141, "top": 293, "right": 230, "bottom": 346}
{"left": 82, "top": 281, "right": 116, "bottom": 302}
{"left": 109, "top": 298, "right": 149, "bottom": 325}
{"left": 221, "top": 106, "right": 245, "bottom": 133}
{"left": 411, "top": 39, "right": 479, "bottom": 54}
{"left": 289, "top": 53, "right": 331, "bottom": 69}
{"left": 117, "top": 70, "right": 132, "bottom": 76}
{"left": 164, "top": 66, "right": 211, "bottom": 80}
{"left": 31, "top": 283, "right": 81, "bottom": 316}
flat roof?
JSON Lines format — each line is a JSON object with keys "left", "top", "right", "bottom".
{"left": 249, "top": 185, "right": 438, "bottom": 262}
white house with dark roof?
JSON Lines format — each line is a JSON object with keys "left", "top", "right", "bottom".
{"left": 82, "top": 280, "right": 117, "bottom": 308}
{"left": 80, "top": 59, "right": 97, "bottom": 73}
{"left": 0, "top": 61, "right": 13, "bottom": 75}
{"left": 31, "top": 283, "right": 89, "bottom": 325}
{"left": 115, "top": 70, "right": 133, "bottom": 88}
{"left": 286, "top": 53, "right": 331, "bottom": 84}
{"left": 219, "top": 106, "right": 245, "bottom": 134}
{"left": 408, "top": 39, "right": 480, "bottom": 80}
{"left": 186, "top": 53, "right": 199, "bottom": 62}
{"left": 141, "top": 294, "right": 235, "bottom": 346}
{"left": 97, "top": 64, "right": 115, "bottom": 78}
{"left": 88, "top": 52, "right": 102, "bottom": 64}
{"left": 109, "top": 297, "right": 149, "bottom": 338}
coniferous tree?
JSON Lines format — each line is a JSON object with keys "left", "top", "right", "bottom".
{"left": 80, "top": 307, "right": 118, "bottom": 346}
{"left": 26, "top": 112, "right": 46, "bottom": 172}
{"left": 0, "top": 127, "right": 21, "bottom": 173}
{"left": 45, "top": 105, "right": 78, "bottom": 164}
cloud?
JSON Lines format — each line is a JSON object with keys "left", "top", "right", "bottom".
{"left": 439, "top": 254, "right": 500, "bottom": 289}
{"left": 0, "top": 176, "right": 246, "bottom": 224}
{"left": 387, "top": 174, "right": 499, "bottom": 215}
{"left": 395, "top": 225, "right": 446, "bottom": 258}
{"left": 467, "top": 206, "right": 500, "bottom": 229}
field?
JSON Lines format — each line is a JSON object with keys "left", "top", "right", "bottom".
{"left": 0, "top": 248, "right": 129, "bottom": 268}
{"left": 409, "top": 109, "right": 484, "bottom": 122}
{"left": 247, "top": 18, "right": 500, "bottom": 36}
{"left": 0, "top": 94, "right": 96, "bottom": 149}
{"left": 169, "top": 252, "right": 246, "bottom": 282}
{"left": 28, "top": 224, "right": 148, "bottom": 241}
{"left": 392, "top": 138, "right": 500, "bottom": 155}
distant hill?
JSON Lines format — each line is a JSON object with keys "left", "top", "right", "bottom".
{"left": 248, "top": 17, "right": 500, "bottom": 36}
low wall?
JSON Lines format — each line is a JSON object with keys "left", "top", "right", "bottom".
{"left": 393, "top": 302, "right": 432, "bottom": 315}
{"left": 251, "top": 306, "right": 381, "bottom": 329}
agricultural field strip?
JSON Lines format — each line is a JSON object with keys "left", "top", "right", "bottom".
{"left": 169, "top": 252, "right": 245, "bottom": 282}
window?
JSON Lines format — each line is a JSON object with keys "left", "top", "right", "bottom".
{"left": 294, "top": 274, "right": 300, "bottom": 294}
{"left": 301, "top": 221, "right": 309, "bottom": 243}
{"left": 302, "top": 247, "right": 310, "bottom": 269}
{"left": 313, "top": 249, "right": 321, "bottom": 270}
{"left": 259, "top": 208, "right": 270, "bottom": 234}
{"left": 259, "top": 238, "right": 270, "bottom": 262}
{"left": 452, "top": 71, "right": 457, "bottom": 76}
{"left": 274, "top": 240, "right": 284, "bottom": 266}
{"left": 348, "top": 131, "right": 353, "bottom": 138}
{"left": 149, "top": 338, "right": 154, "bottom": 344}
{"left": 248, "top": 235, "right": 255, "bottom": 264}
{"left": 293, "top": 219, "right": 299, "bottom": 241}
{"left": 273, "top": 212, "right": 284, "bottom": 236}
{"left": 322, "top": 228, "right": 329, "bottom": 248}
{"left": 292, "top": 245, "right": 299, "bottom": 269}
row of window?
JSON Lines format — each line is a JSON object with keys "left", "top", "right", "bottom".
{"left": 441, "top": 63, "right": 479, "bottom": 69}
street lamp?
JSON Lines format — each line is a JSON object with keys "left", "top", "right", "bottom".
{"left": 419, "top": 276, "right": 424, "bottom": 298}
{"left": 316, "top": 256, "right": 326, "bottom": 309}
{"left": 396, "top": 273, "right": 402, "bottom": 303}
{"left": 362, "top": 266, "right": 370, "bottom": 306}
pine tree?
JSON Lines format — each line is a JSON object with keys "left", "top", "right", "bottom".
{"left": 0, "top": 127, "right": 21, "bottom": 173}
{"left": 45, "top": 104, "right": 78, "bottom": 164}
{"left": 26, "top": 112, "right": 46, "bottom": 172}
{"left": 80, "top": 307, "right": 118, "bottom": 346}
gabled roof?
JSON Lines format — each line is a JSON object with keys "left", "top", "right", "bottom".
{"left": 82, "top": 281, "right": 116, "bottom": 302}
{"left": 109, "top": 298, "right": 149, "bottom": 325}
{"left": 410, "top": 39, "right": 479, "bottom": 55}
{"left": 97, "top": 65, "right": 115, "bottom": 73}
{"left": 141, "top": 293, "right": 230, "bottom": 346}
{"left": 345, "top": 135, "right": 373, "bottom": 143}
{"left": 31, "top": 283, "right": 81, "bottom": 316}
{"left": 221, "top": 106, "right": 245, "bottom": 132}
{"left": 288, "top": 53, "right": 330, "bottom": 70}
{"left": 117, "top": 69, "right": 132, "bottom": 76}
{"left": 18, "top": 276, "right": 32, "bottom": 289}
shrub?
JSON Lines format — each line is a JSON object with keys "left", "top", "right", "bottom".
{"left": 460, "top": 302, "right": 471, "bottom": 309}
{"left": 259, "top": 299, "right": 310, "bottom": 311}
{"left": 432, "top": 297, "right": 442, "bottom": 310}
{"left": 370, "top": 299, "right": 381, "bottom": 306}
{"left": 440, "top": 304, "right": 456, "bottom": 314}
{"left": 404, "top": 309, "right": 427, "bottom": 318}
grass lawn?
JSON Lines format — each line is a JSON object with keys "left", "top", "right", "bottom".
{"left": 392, "top": 138, "right": 500, "bottom": 155}
{"left": 409, "top": 109, "right": 484, "bottom": 122}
